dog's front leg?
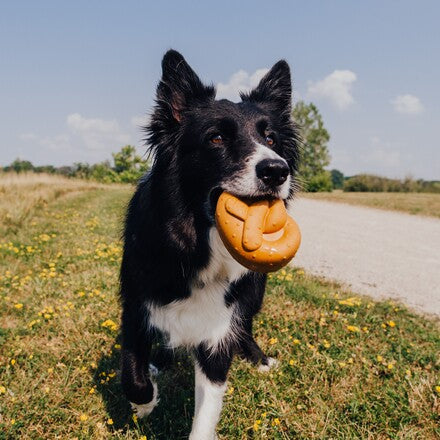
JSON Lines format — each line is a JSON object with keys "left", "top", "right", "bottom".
{"left": 120, "top": 302, "right": 158, "bottom": 418}
{"left": 189, "top": 344, "right": 233, "bottom": 440}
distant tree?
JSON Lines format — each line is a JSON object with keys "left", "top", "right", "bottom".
{"left": 73, "top": 162, "right": 92, "bottom": 179}
{"left": 8, "top": 158, "right": 34, "bottom": 173}
{"left": 330, "top": 169, "right": 344, "bottom": 189}
{"left": 292, "top": 101, "right": 332, "bottom": 191}
{"left": 57, "top": 166, "right": 75, "bottom": 176}
{"left": 112, "top": 145, "right": 149, "bottom": 182}
{"left": 34, "top": 165, "right": 56, "bottom": 174}
{"left": 90, "top": 161, "right": 117, "bottom": 183}
{"left": 112, "top": 145, "right": 147, "bottom": 173}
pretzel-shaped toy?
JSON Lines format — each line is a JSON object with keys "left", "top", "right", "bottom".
{"left": 215, "top": 191, "right": 301, "bottom": 272}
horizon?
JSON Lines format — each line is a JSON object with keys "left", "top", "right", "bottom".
{"left": 1, "top": 1, "right": 439, "bottom": 180}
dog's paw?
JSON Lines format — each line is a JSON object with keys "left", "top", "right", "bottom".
{"left": 258, "top": 357, "right": 278, "bottom": 372}
{"left": 130, "top": 381, "right": 159, "bottom": 418}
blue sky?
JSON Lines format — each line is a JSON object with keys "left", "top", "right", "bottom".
{"left": 1, "top": 1, "right": 439, "bottom": 179}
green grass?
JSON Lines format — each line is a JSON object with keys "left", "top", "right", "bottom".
{"left": 303, "top": 191, "right": 440, "bottom": 218}
{"left": 0, "top": 180, "right": 439, "bottom": 439}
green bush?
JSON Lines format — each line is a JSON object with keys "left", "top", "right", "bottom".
{"left": 330, "top": 169, "right": 344, "bottom": 189}
{"left": 306, "top": 171, "right": 333, "bottom": 192}
{"left": 344, "top": 174, "right": 440, "bottom": 193}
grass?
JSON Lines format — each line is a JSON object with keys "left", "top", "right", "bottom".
{"left": 0, "top": 174, "right": 439, "bottom": 439}
{"left": 0, "top": 172, "right": 112, "bottom": 236}
{"left": 303, "top": 190, "right": 440, "bottom": 218}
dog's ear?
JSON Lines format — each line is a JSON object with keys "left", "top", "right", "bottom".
{"left": 241, "top": 60, "right": 292, "bottom": 114}
{"left": 156, "top": 50, "right": 215, "bottom": 123}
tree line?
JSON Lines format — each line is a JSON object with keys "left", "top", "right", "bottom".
{"left": 2, "top": 145, "right": 149, "bottom": 184}
{"left": 2, "top": 102, "right": 438, "bottom": 192}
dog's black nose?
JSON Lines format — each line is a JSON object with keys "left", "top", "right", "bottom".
{"left": 256, "top": 159, "right": 289, "bottom": 187}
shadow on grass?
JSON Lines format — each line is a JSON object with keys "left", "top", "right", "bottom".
{"left": 94, "top": 336, "right": 195, "bottom": 439}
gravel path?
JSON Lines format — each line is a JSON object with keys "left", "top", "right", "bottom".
{"left": 289, "top": 198, "right": 440, "bottom": 316}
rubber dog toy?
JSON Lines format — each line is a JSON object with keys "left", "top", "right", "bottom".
{"left": 215, "top": 191, "right": 301, "bottom": 273}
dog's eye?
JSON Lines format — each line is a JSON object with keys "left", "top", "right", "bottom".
{"left": 211, "top": 135, "right": 223, "bottom": 145}
{"left": 265, "top": 135, "right": 275, "bottom": 146}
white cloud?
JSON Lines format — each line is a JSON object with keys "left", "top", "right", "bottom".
{"left": 307, "top": 70, "right": 357, "bottom": 110}
{"left": 391, "top": 94, "right": 424, "bottom": 115}
{"left": 66, "top": 113, "right": 131, "bottom": 150}
{"left": 216, "top": 68, "right": 269, "bottom": 101}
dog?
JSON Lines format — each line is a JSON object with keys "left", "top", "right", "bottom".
{"left": 120, "top": 49, "right": 300, "bottom": 439}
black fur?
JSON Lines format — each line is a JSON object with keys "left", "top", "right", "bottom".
{"left": 120, "top": 49, "right": 299, "bottom": 411}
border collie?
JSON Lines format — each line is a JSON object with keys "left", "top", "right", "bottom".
{"left": 120, "top": 49, "right": 299, "bottom": 439}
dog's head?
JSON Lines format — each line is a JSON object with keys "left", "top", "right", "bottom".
{"left": 147, "top": 50, "right": 300, "bottom": 210}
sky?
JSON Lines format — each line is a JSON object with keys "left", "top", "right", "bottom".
{"left": 1, "top": 1, "right": 439, "bottom": 179}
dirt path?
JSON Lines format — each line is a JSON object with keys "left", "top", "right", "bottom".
{"left": 289, "top": 198, "right": 440, "bottom": 316}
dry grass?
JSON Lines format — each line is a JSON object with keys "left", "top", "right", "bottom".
{"left": 303, "top": 191, "right": 440, "bottom": 218}
{"left": 0, "top": 172, "right": 117, "bottom": 235}
{"left": 0, "top": 183, "right": 439, "bottom": 439}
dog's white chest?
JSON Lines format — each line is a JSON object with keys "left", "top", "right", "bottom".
{"left": 148, "top": 228, "right": 248, "bottom": 349}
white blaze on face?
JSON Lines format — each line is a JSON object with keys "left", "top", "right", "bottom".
{"left": 222, "top": 140, "right": 291, "bottom": 199}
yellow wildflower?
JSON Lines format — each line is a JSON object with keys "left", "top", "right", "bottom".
{"left": 107, "top": 418, "right": 113, "bottom": 425}
{"left": 435, "top": 386, "right": 440, "bottom": 394}
{"left": 14, "top": 303, "right": 23, "bottom": 310}
{"left": 293, "top": 338, "right": 301, "bottom": 345}
{"left": 79, "top": 414, "right": 88, "bottom": 422}
{"left": 376, "top": 355, "right": 383, "bottom": 362}
{"left": 0, "top": 385, "right": 6, "bottom": 394}
{"left": 346, "top": 325, "right": 360, "bottom": 333}
{"left": 101, "top": 319, "right": 118, "bottom": 331}
{"left": 114, "top": 344, "right": 121, "bottom": 349}
{"left": 271, "top": 418, "right": 281, "bottom": 426}
{"left": 387, "top": 363, "right": 394, "bottom": 370}
{"left": 387, "top": 320, "right": 396, "bottom": 327}
{"left": 10, "top": 359, "right": 16, "bottom": 366}
{"left": 269, "top": 337, "right": 278, "bottom": 345}
{"left": 132, "top": 414, "right": 138, "bottom": 423}
{"left": 338, "top": 297, "right": 361, "bottom": 307}
{"left": 253, "top": 419, "right": 261, "bottom": 431}
{"left": 289, "top": 359, "right": 295, "bottom": 366}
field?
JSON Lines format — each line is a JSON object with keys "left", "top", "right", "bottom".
{"left": 0, "top": 173, "right": 439, "bottom": 439}
{"left": 303, "top": 191, "right": 440, "bottom": 218}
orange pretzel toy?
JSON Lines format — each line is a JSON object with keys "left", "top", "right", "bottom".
{"left": 215, "top": 191, "right": 301, "bottom": 273}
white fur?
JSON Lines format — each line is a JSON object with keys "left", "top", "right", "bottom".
{"left": 189, "top": 363, "right": 226, "bottom": 440}
{"left": 130, "top": 379, "right": 159, "bottom": 418}
{"left": 222, "top": 141, "right": 291, "bottom": 199}
{"left": 258, "top": 357, "right": 278, "bottom": 372}
{"left": 148, "top": 228, "right": 248, "bottom": 351}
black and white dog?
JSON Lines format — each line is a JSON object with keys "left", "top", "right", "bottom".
{"left": 120, "top": 50, "right": 300, "bottom": 439}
